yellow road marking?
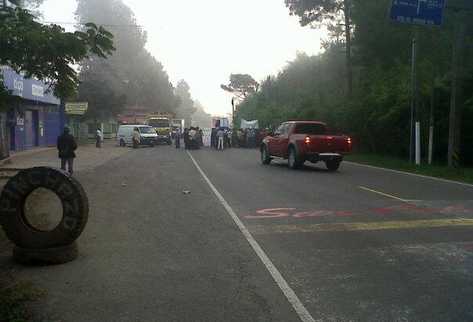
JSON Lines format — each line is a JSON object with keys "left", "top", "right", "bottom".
{"left": 249, "top": 218, "right": 473, "bottom": 234}
{"left": 359, "top": 186, "right": 408, "bottom": 202}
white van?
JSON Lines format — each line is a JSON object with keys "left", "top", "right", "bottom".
{"left": 117, "top": 125, "right": 158, "bottom": 147}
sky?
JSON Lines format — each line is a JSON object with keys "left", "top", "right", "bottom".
{"left": 39, "top": 0, "right": 326, "bottom": 117}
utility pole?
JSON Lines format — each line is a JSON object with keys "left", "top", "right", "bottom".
{"left": 231, "top": 97, "right": 235, "bottom": 125}
{"left": 343, "top": 0, "right": 353, "bottom": 98}
{"left": 409, "top": 34, "right": 417, "bottom": 164}
{"left": 447, "top": 12, "right": 465, "bottom": 168}
{"left": 428, "top": 86, "right": 435, "bottom": 165}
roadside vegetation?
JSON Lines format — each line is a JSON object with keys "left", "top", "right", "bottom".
{"left": 0, "top": 281, "right": 45, "bottom": 322}
{"left": 346, "top": 153, "right": 473, "bottom": 184}
{"left": 235, "top": 0, "right": 473, "bottom": 172}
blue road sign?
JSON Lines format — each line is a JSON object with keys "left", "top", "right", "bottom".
{"left": 390, "top": 0, "right": 446, "bottom": 26}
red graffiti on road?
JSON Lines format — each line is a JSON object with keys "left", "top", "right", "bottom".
{"left": 245, "top": 204, "right": 473, "bottom": 220}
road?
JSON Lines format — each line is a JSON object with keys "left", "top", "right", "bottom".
{"left": 2, "top": 145, "right": 473, "bottom": 322}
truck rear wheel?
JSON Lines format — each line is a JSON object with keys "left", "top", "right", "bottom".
{"left": 288, "top": 147, "right": 303, "bottom": 169}
{"left": 326, "top": 160, "right": 341, "bottom": 172}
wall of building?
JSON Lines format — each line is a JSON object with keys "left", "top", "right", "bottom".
{"left": 9, "top": 101, "right": 62, "bottom": 152}
{"left": 2, "top": 66, "right": 63, "bottom": 153}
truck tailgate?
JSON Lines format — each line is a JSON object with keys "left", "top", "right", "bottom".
{"left": 307, "top": 135, "right": 350, "bottom": 153}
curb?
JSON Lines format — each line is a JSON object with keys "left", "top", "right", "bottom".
{"left": 0, "top": 147, "right": 55, "bottom": 168}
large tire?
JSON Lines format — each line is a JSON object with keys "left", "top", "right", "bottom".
{"left": 13, "top": 242, "right": 78, "bottom": 265}
{"left": 0, "top": 167, "right": 89, "bottom": 249}
{"left": 326, "top": 160, "right": 341, "bottom": 172}
{"left": 261, "top": 145, "right": 271, "bottom": 165}
{"left": 288, "top": 147, "right": 303, "bottom": 169}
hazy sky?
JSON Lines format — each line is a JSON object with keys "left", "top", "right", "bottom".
{"left": 40, "top": 0, "right": 326, "bottom": 116}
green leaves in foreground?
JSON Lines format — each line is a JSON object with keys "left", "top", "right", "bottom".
{"left": 0, "top": 6, "right": 115, "bottom": 100}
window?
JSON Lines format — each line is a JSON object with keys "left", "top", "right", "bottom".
{"left": 294, "top": 123, "right": 326, "bottom": 135}
{"left": 139, "top": 127, "right": 155, "bottom": 134}
{"left": 275, "top": 124, "right": 285, "bottom": 135}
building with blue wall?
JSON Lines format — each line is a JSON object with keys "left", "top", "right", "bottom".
{"left": 1, "top": 66, "right": 64, "bottom": 152}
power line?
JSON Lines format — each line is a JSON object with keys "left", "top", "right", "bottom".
{"left": 40, "top": 21, "right": 144, "bottom": 28}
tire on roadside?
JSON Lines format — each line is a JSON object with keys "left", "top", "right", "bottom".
{"left": 0, "top": 167, "right": 89, "bottom": 249}
{"left": 13, "top": 242, "right": 79, "bottom": 265}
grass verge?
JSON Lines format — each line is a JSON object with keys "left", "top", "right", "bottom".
{"left": 0, "top": 281, "right": 45, "bottom": 322}
{"left": 345, "top": 153, "right": 473, "bottom": 185}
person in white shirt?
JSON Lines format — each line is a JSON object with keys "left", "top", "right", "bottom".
{"left": 217, "top": 128, "right": 225, "bottom": 151}
{"left": 132, "top": 127, "right": 140, "bottom": 149}
{"left": 96, "top": 128, "right": 103, "bottom": 148}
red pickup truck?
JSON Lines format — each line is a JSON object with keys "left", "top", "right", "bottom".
{"left": 260, "top": 121, "right": 352, "bottom": 171}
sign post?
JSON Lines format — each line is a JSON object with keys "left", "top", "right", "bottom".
{"left": 390, "top": 0, "right": 446, "bottom": 165}
{"left": 65, "top": 102, "right": 88, "bottom": 116}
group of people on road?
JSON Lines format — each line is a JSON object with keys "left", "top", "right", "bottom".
{"left": 182, "top": 127, "right": 203, "bottom": 150}
{"left": 56, "top": 124, "right": 269, "bottom": 174}
{"left": 235, "top": 128, "right": 267, "bottom": 148}
{"left": 210, "top": 127, "right": 231, "bottom": 151}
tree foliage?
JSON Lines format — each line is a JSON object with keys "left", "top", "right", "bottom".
{"left": 238, "top": 0, "right": 473, "bottom": 166}
{"left": 286, "top": 0, "right": 353, "bottom": 95}
{"left": 192, "top": 100, "right": 212, "bottom": 128}
{"left": 0, "top": 4, "right": 115, "bottom": 100}
{"left": 221, "top": 74, "right": 259, "bottom": 99}
{"left": 175, "top": 80, "right": 196, "bottom": 127}
{"left": 75, "top": 0, "right": 177, "bottom": 118}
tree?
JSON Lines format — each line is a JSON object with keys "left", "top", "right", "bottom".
{"left": 238, "top": 0, "right": 473, "bottom": 167}
{"left": 221, "top": 74, "right": 259, "bottom": 99}
{"left": 285, "top": 0, "right": 353, "bottom": 97}
{"left": 75, "top": 0, "right": 178, "bottom": 116}
{"left": 0, "top": 3, "right": 115, "bottom": 100}
{"left": 191, "top": 101, "right": 212, "bottom": 128}
{"left": 175, "top": 80, "right": 196, "bottom": 127}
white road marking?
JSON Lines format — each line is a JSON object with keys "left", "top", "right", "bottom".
{"left": 345, "top": 161, "right": 473, "bottom": 189}
{"left": 187, "top": 151, "right": 316, "bottom": 322}
{"left": 359, "top": 186, "right": 408, "bottom": 203}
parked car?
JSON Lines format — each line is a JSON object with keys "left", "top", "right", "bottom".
{"left": 117, "top": 125, "right": 158, "bottom": 147}
{"left": 260, "top": 121, "right": 352, "bottom": 171}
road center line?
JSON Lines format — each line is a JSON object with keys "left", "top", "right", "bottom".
{"left": 359, "top": 186, "right": 408, "bottom": 203}
{"left": 187, "top": 151, "right": 316, "bottom": 322}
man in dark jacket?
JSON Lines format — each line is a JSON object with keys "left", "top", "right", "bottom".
{"left": 57, "top": 127, "right": 77, "bottom": 174}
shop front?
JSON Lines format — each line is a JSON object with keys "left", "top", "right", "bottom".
{"left": 1, "top": 66, "right": 63, "bottom": 152}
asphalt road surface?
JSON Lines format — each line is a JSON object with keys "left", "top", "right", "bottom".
{"left": 4, "top": 145, "right": 473, "bottom": 322}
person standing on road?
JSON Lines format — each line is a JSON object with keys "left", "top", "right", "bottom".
{"left": 132, "top": 127, "right": 140, "bottom": 149}
{"left": 175, "top": 128, "right": 181, "bottom": 149}
{"left": 57, "top": 127, "right": 77, "bottom": 174}
{"left": 217, "top": 127, "right": 225, "bottom": 151}
{"left": 96, "top": 128, "right": 103, "bottom": 148}
{"left": 198, "top": 128, "right": 204, "bottom": 147}
{"left": 211, "top": 128, "right": 217, "bottom": 149}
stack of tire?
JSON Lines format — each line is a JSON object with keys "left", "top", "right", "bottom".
{"left": 0, "top": 167, "right": 89, "bottom": 265}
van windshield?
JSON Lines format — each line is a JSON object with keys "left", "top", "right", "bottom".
{"left": 139, "top": 127, "right": 156, "bottom": 134}
{"left": 149, "top": 119, "right": 170, "bottom": 128}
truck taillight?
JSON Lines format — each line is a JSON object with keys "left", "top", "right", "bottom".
{"left": 305, "top": 137, "right": 311, "bottom": 144}
{"left": 347, "top": 137, "right": 352, "bottom": 145}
